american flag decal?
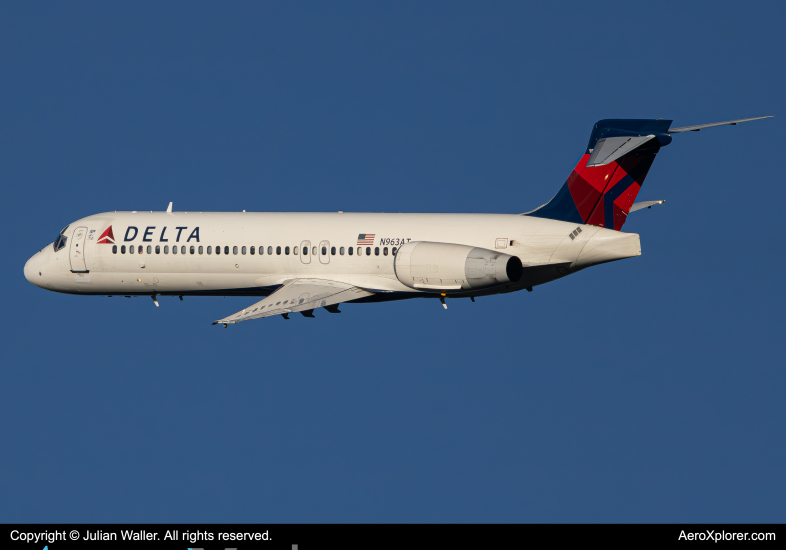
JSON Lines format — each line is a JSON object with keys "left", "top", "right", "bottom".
{"left": 357, "top": 233, "right": 375, "bottom": 245}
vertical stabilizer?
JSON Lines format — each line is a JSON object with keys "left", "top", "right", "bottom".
{"left": 528, "top": 119, "right": 672, "bottom": 230}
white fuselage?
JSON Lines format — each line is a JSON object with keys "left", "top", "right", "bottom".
{"left": 24, "top": 211, "right": 641, "bottom": 301}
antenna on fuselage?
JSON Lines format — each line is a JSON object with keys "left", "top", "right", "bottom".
{"left": 166, "top": 202, "right": 172, "bottom": 213}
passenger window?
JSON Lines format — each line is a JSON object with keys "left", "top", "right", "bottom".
{"left": 130, "top": 245, "right": 135, "bottom": 254}
{"left": 242, "top": 246, "right": 246, "bottom": 255}
{"left": 276, "top": 246, "right": 281, "bottom": 255}
{"left": 321, "top": 246, "right": 326, "bottom": 255}
{"left": 374, "top": 247, "right": 379, "bottom": 256}
{"left": 164, "top": 245, "right": 169, "bottom": 254}
{"left": 207, "top": 246, "right": 211, "bottom": 254}
{"left": 366, "top": 247, "right": 371, "bottom": 256}
{"left": 340, "top": 247, "right": 345, "bottom": 255}
{"left": 198, "top": 246, "right": 203, "bottom": 254}
{"left": 139, "top": 245, "right": 144, "bottom": 254}
{"left": 285, "top": 246, "right": 290, "bottom": 255}
{"left": 392, "top": 247, "right": 397, "bottom": 255}
{"left": 302, "top": 246, "right": 308, "bottom": 256}
{"left": 357, "top": 247, "right": 362, "bottom": 256}
{"left": 155, "top": 245, "right": 160, "bottom": 254}
{"left": 383, "top": 247, "right": 388, "bottom": 256}
{"left": 259, "top": 246, "right": 264, "bottom": 255}
{"left": 121, "top": 245, "right": 126, "bottom": 254}
{"left": 190, "top": 246, "right": 195, "bottom": 254}
{"left": 250, "top": 246, "right": 255, "bottom": 255}
{"left": 145, "top": 245, "right": 150, "bottom": 254}
{"left": 348, "top": 246, "right": 353, "bottom": 256}
{"left": 224, "top": 246, "right": 229, "bottom": 255}
{"left": 181, "top": 246, "right": 186, "bottom": 254}
{"left": 331, "top": 246, "right": 336, "bottom": 255}
{"left": 268, "top": 246, "right": 273, "bottom": 255}
{"left": 293, "top": 246, "right": 298, "bottom": 255}
{"left": 215, "top": 246, "right": 219, "bottom": 255}
{"left": 112, "top": 245, "right": 117, "bottom": 254}
{"left": 233, "top": 246, "right": 238, "bottom": 255}
{"left": 172, "top": 245, "right": 176, "bottom": 254}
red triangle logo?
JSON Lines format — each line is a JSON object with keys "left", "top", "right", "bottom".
{"left": 97, "top": 225, "right": 115, "bottom": 244}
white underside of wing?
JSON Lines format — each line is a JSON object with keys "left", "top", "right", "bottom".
{"left": 214, "top": 278, "right": 374, "bottom": 324}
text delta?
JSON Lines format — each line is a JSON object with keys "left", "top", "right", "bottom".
{"left": 124, "top": 226, "right": 200, "bottom": 243}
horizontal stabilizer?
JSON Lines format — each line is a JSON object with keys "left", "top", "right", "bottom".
{"left": 668, "top": 116, "right": 772, "bottom": 133}
{"left": 630, "top": 200, "right": 665, "bottom": 212}
{"left": 587, "top": 135, "right": 656, "bottom": 167}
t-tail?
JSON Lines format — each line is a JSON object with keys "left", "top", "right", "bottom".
{"left": 527, "top": 116, "right": 772, "bottom": 231}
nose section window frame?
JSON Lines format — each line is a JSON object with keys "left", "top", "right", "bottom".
{"left": 52, "top": 225, "right": 70, "bottom": 252}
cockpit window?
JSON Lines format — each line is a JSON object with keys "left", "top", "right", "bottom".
{"left": 53, "top": 235, "right": 67, "bottom": 251}
{"left": 53, "top": 225, "right": 69, "bottom": 252}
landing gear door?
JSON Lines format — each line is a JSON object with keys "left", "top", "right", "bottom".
{"left": 300, "top": 240, "right": 311, "bottom": 264}
{"left": 69, "top": 226, "right": 89, "bottom": 272}
{"left": 319, "top": 240, "right": 330, "bottom": 264}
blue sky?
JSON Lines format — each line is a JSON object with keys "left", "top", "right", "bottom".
{"left": 1, "top": 1, "right": 783, "bottom": 522}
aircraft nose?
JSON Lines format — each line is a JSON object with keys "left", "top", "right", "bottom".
{"left": 24, "top": 251, "right": 44, "bottom": 286}
{"left": 24, "top": 257, "right": 33, "bottom": 283}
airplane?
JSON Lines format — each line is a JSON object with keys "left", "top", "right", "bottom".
{"left": 24, "top": 116, "right": 771, "bottom": 327}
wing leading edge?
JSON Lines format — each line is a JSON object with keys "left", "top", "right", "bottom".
{"left": 213, "top": 278, "right": 374, "bottom": 325}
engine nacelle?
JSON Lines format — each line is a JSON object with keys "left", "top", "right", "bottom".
{"left": 394, "top": 241, "right": 523, "bottom": 292}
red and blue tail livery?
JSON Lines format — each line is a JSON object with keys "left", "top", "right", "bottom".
{"left": 527, "top": 117, "right": 771, "bottom": 231}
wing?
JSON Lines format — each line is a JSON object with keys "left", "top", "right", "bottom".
{"left": 213, "top": 278, "right": 374, "bottom": 325}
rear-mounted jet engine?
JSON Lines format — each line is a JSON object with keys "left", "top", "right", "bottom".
{"left": 394, "top": 241, "right": 523, "bottom": 292}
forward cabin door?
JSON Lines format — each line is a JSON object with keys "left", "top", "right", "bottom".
{"left": 300, "top": 240, "right": 311, "bottom": 264}
{"left": 69, "top": 226, "right": 89, "bottom": 272}
{"left": 319, "top": 240, "right": 330, "bottom": 264}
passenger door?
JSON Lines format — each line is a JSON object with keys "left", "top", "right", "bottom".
{"left": 69, "top": 226, "right": 89, "bottom": 272}
{"left": 300, "top": 240, "right": 311, "bottom": 264}
{"left": 319, "top": 240, "right": 330, "bottom": 264}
